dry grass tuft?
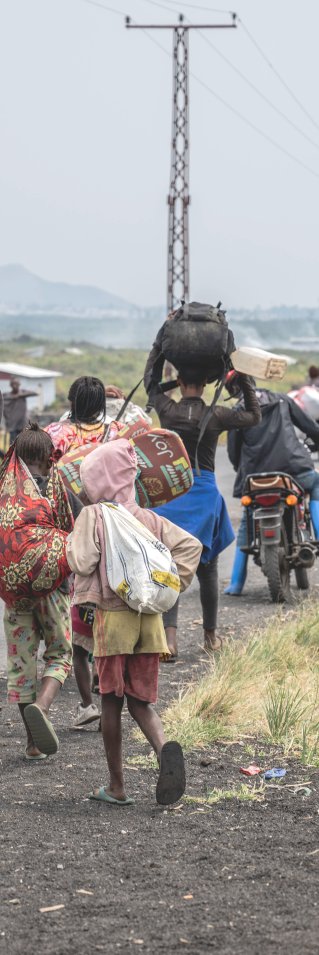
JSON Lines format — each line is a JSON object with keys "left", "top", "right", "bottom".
{"left": 163, "top": 600, "right": 319, "bottom": 764}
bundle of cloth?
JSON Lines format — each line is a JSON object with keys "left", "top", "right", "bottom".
{"left": 0, "top": 446, "right": 73, "bottom": 607}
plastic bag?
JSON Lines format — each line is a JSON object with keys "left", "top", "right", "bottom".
{"left": 100, "top": 502, "right": 180, "bottom": 614}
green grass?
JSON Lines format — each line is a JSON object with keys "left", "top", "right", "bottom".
{"left": 0, "top": 337, "right": 313, "bottom": 418}
{"left": 183, "top": 783, "right": 264, "bottom": 805}
{"left": 0, "top": 338, "right": 149, "bottom": 413}
{"left": 162, "top": 600, "right": 319, "bottom": 766}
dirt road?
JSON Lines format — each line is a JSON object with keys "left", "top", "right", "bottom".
{"left": 1, "top": 446, "right": 319, "bottom": 954}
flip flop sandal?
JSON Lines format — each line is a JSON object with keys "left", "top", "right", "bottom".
{"left": 24, "top": 704, "right": 59, "bottom": 756}
{"left": 25, "top": 749, "right": 48, "bottom": 761}
{"left": 156, "top": 741, "right": 186, "bottom": 806}
{"left": 160, "top": 652, "right": 178, "bottom": 663}
{"left": 89, "top": 787, "right": 134, "bottom": 805}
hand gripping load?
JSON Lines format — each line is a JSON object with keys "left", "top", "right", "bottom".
{"left": 100, "top": 501, "right": 180, "bottom": 614}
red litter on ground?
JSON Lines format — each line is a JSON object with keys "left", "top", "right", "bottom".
{"left": 240, "top": 765, "right": 262, "bottom": 776}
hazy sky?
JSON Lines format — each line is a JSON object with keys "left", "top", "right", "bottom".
{"left": 0, "top": 0, "right": 318, "bottom": 308}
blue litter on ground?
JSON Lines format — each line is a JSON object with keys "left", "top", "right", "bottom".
{"left": 263, "top": 767, "right": 287, "bottom": 780}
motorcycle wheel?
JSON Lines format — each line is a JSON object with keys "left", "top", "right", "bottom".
{"left": 294, "top": 566, "right": 310, "bottom": 590}
{"left": 264, "top": 543, "right": 291, "bottom": 603}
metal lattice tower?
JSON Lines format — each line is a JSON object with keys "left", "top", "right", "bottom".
{"left": 126, "top": 14, "right": 237, "bottom": 313}
{"left": 168, "top": 21, "right": 190, "bottom": 312}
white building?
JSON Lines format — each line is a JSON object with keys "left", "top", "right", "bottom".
{"left": 0, "top": 362, "right": 61, "bottom": 411}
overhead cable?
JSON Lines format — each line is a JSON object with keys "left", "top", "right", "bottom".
{"left": 79, "top": 0, "right": 125, "bottom": 16}
{"left": 141, "top": 27, "right": 319, "bottom": 181}
{"left": 196, "top": 29, "right": 319, "bottom": 151}
{"left": 239, "top": 18, "right": 319, "bottom": 135}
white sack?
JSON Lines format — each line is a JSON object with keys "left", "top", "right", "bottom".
{"left": 101, "top": 502, "right": 180, "bottom": 614}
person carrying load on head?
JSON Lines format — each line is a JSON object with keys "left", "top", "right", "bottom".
{"left": 1, "top": 424, "right": 82, "bottom": 760}
{"left": 224, "top": 383, "right": 319, "bottom": 596}
{"left": 66, "top": 438, "right": 202, "bottom": 806}
{"left": 144, "top": 304, "right": 261, "bottom": 660}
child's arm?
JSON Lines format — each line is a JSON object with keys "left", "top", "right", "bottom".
{"left": 159, "top": 518, "right": 202, "bottom": 592}
{"left": 66, "top": 507, "right": 101, "bottom": 576}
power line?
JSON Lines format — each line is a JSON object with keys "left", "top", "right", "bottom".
{"left": 158, "top": 1, "right": 232, "bottom": 10}
{"left": 140, "top": 0, "right": 188, "bottom": 12}
{"left": 144, "top": 1, "right": 319, "bottom": 137}
{"left": 141, "top": 27, "right": 319, "bottom": 181}
{"left": 75, "top": 0, "right": 319, "bottom": 180}
{"left": 79, "top": 0, "right": 125, "bottom": 16}
{"left": 196, "top": 28, "right": 319, "bottom": 152}
{"left": 239, "top": 18, "right": 319, "bottom": 135}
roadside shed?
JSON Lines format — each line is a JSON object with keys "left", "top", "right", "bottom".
{"left": 0, "top": 362, "right": 61, "bottom": 410}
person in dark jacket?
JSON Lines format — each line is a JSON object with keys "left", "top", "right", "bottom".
{"left": 144, "top": 350, "right": 261, "bottom": 657}
{"left": 3, "top": 378, "right": 39, "bottom": 444}
{"left": 225, "top": 388, "right": 319, "bottom": 595}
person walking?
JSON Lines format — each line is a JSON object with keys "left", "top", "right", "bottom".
{"left": 46, "top": 375, "right": 123, "bottom": 727}
{"left": 225, "top": 386, "right": 319, "bottom": 595}
{"left": 144, "top": 357, "right": 261, "bottom": 658}
{"left": 66, "top": 438, "right": 202, "bottom": 805}
{"left": 3, "top": 378, "right": 39, "bottom": 444}
{"left": 1, "top": 424, "right": 78, "bottom": 758}
{"left": 45, "top": 375, "right": 110, "bottom": 455}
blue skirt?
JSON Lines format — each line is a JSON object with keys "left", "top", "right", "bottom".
{"left": 154, "top": 469, "right": 235, "bottom": 564}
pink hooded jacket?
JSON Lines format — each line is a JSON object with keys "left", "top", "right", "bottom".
{"left": 66, "top": 438, "right": 202, "bottom": 611}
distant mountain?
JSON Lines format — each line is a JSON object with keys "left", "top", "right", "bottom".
{"left": 0, "top": 264, "right": 136, "bottom": 314}
{"left": 0, "top": 265, "right": 318, "bottom": 350}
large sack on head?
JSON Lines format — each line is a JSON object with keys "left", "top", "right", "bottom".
{"left": 161, "top": 302, "right": 235, "bottom": 382}
{"left": 58, "top": 420, "right": 193, "bottom": 509}
{"left": 100, "top": 501, "right": 180, "bottom": 614}
{"left": 0, "top": 449, "right": 73, "bottom": 607}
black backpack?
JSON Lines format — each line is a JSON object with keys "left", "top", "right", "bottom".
{"left": 161, "top": 301, "right": 235, "bottom": 382}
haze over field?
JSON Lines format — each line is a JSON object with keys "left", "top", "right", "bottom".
{"left": 0, "top": 1, "right": 318, "bottom": 312}
{"left": 0, "top": 265, "right": 318, "bottom": 350}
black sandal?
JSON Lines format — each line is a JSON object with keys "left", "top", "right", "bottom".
{"left": 156, "top": 741, "right": 186, "bottom": 806}
{"left": 91, "top": 674, "right": 100, "bottom": 695}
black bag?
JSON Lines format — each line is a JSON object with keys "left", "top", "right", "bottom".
{"left": 160, "top": 301, "right": 235, "bottom": 382}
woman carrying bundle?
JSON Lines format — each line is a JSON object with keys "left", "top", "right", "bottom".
{"left": 45, "top": 375, "right": 124, "bottom": 456}
{"left": 0, "top": 424, "right": 79, "bottom": 758}
{"left": 144, "top": 357, "right": 261, "bottom": 659}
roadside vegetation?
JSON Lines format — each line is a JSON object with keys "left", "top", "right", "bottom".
{"left": 0, "top": 336, "right": 313, "bottom": 416}
{"left": 163, "top": 600, "right": 319, "bottom": 766}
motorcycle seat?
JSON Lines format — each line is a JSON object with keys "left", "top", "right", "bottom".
{"left": 248, "top": 474, "right": 301, "bottom": 494}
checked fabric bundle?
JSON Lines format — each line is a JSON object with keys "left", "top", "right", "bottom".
{"left": 58, "top": 416, "right": 193, "bottom": 509}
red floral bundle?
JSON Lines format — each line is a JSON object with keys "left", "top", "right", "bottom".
{"left": 0, "top": 448, "right": 73, "bottom": 607}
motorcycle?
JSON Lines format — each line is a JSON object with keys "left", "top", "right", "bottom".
{"left": 240, "top": 471, "right": 319, "bottom": 603}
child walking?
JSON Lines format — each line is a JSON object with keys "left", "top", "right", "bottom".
{"left": 1, "top": 425, "right": 80, "bottom": 758}
{"left": 67, "top": 438, "right": 202, "bottom": 805}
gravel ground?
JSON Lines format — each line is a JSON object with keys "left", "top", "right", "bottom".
{"left": 1, "top": 447, "right": 319, "bottom": 953}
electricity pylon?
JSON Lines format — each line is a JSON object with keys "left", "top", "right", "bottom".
{"left": 126, "top": 13, "right": 237, "bottom": 312}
